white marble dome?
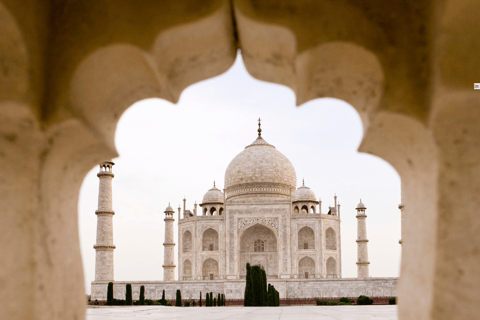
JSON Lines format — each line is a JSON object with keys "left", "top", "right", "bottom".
{"left": 293, "top": 184, "right": 317, "bottom": 202}
{"left": 224, "top": 136, "right": 297, "bottom": 190}
{"left": 202, "top": 185, "right": 224, "bottom": 204}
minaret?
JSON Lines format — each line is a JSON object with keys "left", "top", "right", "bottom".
{"left": 356, "top": 199, "right": 370, "bottom": 278}
{"left": 163, "top": 204, "right": 176, "bottom": 281}
{"left": 93, "top": 161, "right": 116, "bottom": 282}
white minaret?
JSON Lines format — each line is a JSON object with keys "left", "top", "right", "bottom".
{"left": 163, "top": 204, "right": 176, "bottom": 281}
{"left": 356, "top": 199, "right": 370, "bottom": 278}
{"left": 94, "top": 161, "right": 116, "bottom": 282}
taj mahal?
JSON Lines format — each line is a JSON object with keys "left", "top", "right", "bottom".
{"left": 90, "top": 120, "right": 397, "bottom": 302}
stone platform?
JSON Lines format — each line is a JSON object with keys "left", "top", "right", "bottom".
{"left": 91, "top": 277, "right": 397, "bottom": 301}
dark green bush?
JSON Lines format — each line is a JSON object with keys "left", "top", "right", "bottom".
{"left": 199, "top": 291, "right": 202, "bottom": 307}
{"left": 107, "top": 282, "right": 114, "bottom": 306}
{"left": 244, "top": 263, "right": 254, "bottom": 306}
{"left": 327, "top": 301, "right": 338, "bottom": 306}
{"left": 214, "top": 297, "right": 217, "bottom": 306}
{"left": 166, "top": 302, "right": 172, "bottom": 306}
{"left": 145, "top": 299, "right": 154, "bottom": 305}
{"left": 184, "top": 301, "right": 190, "bottom": 307}
{"left": 316, "top": 300, "right": 327, "bottom": 305}
{"left": 389, "top": 297, "right": 396, "bottom": 305}
{"left": 357, "top": 295, "right": 373, "bottom": 305}
{"left": 339, "top": 297, "right": 351, "bottom": 304}
{"left": 175, "top": 290, "right": 182, "bottom": 306}
{"left": 94, "top": 300, "right": 98, "bottom": 306}
{"left": 154, "top": 301, "right": 160, "bottom": 305}
{"left": 192, "top": 300, "right": 196, "bottom": 307}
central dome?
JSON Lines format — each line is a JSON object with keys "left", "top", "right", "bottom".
{"left": 224, "top": 133, "right": 297, "bottom": 197}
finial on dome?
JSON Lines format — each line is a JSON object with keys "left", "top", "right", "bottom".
{"left": 302, "top": 178, "right": 305, "bottom": 186}
{"left": 258, "top": 117, "right": 262, "bottom": 137}
{"left": 214, "top": 180, "right": 216, "bottom": 187}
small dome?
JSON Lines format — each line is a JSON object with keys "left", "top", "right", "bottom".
{"left": 293, "top": 184, "right": 317, "bottom": 202}
{"left": 357, "top": 199, "right": 366, "bottom": 209}
{"left": 164, "top": 204, "right": 175, "bottom": 213}
{"left": 202, "top": 185, "right": 224, "bottom": 204}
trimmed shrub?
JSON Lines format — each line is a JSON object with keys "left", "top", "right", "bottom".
{"left": 175, "top": 290, "right": 182, "bottom": 306}
{"left": 145, "top": 299, "right": 154, "bottom": 305}
{"left": 327, "top": 301, "right": 338, "bottom": 306}
{"left": 107, "top": 282, "right": 114, "bottom": 306}
{"left": 357, "top": 295, "right": 374, "bottom": 305}
{"left": 184, "top": 301, "right": 190, "bottom": 307}
{"left": 218, "top": 293, "right": 221, "bottom": 306}
{"left": 139, "top": 285, "right": 145, "bottom": 305}
{"left": 125, "top": 284, "right": 133, "bottom": 305}
{"left": 193, "top": 300, "right": 196, "bottom": 306}
{"left": 199, "top": 291, "right": 202, "bottom": 307}
{"left": 166, "top": 302, "right": 172, "bottom": 306}
{"left": 389, "top": 297, "right": 396, "bottom": 305}
{"left": 339, "top": 297, "right": 351, "bottom": 304}
{"left": 214, "top": 297, "right": 217, "bottom": 307}
{"left": 154, "top": 302, "right": 161, "bottom": 305}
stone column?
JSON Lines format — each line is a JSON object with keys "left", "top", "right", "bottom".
{"left": 94, "top": 161, "right": 116, "bottom": 282}
{"left": 163, "top": 205, "right": 176, "bottom": 281}
{"left": 356, "top": 200, "right": 369, "bottom": 278}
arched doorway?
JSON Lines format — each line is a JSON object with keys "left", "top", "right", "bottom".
{"left": 202, "top": 258, "right": 219, "bottom": 280}
{"left": 299, "top": 256, "right": 315, "bottom": 279}
{"left": 326, "top": 257, "right": 336, "bottom": 278}
{"left": 240, "top": 224, "right": 278, "bottom": 278}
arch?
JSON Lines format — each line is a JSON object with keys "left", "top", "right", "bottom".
{"left": 210, "top": 207, "right": 216, "bottom": 216}
{"left": 326, "top": 228, "right": 337, "bottom": 250}
{"left": 294, "top": 206, "right": 299, "bottom": 214}
{"left": 326, "top": 257, "right": 336, "bottom": 278}
{"left": 219, "top": 207, "right": 224, "bottom": 215}
{"left": 202, "top": 228, "right": 218, "bottom": 251}
{"left": 183, "top": 259, "right": 192, "bottom": 278}
{"left": 203, "top": 207, "right": 208, "bottom": 215}
{"left": 298, "top": 226, "right": 315, "bottom": 250}
{"left": 240, "top": 224, "right": 278, "bottom": 277}
{"left": 301, "top": 205, "right": 308, "bottom": 214}
{"left": 311, "top": 206, "right": 316, "bottom": 214}
{"left": 182, "top": 230, "right": 192, "bottom": 253}
{"left": 299, "top": 256, "right": 315, "bottom": 279}
{"left": 202, "top": 258, "right": 219, "bottom": 280}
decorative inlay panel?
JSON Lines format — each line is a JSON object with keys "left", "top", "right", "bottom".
{"left": 237, "top": 217, "right": 279, "bottom": 233}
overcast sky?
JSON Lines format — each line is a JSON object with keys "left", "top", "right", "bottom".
{"left": 78, "top": 52, "right": 401, "bottom": 294}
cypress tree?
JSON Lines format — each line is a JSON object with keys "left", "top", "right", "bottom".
{"left": 206, "top": 292, "right": 210, "bottom": 307}
{"left": 139, "top": 285, "right": 145, "bottom": 305}
{"left": 244, "top": 263, "right": 255, "bottom": 306}
{"left": 218, "top": 293, "right": 220, "bottom": 306}
{"left": 211, "top": 292, "right": 213, "bottom": 306}
{"left": 126, "top": 284, "right": 133, "bottom": 305}
{"left": 107, "top": 282, "right": 114, "bottom": 306}
{"left": 199, "top": 291, "right": 202, "bottom": 307}
{"left": 252, "top": 266, "right": 264, "bottom": 306}
{"left": 262, "top": 269, "right": 267, "bottom": 306}
{"left": 214, "top": 297, "right": 217, "bottom": 306}
{"left": 175, "top": 289, "right": 182, "bottom": 306}
{"left": 161, "top": 289, "right": 166, "bottom": 305}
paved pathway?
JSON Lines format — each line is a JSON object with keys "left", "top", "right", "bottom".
{"left": 87, "top": 305, "right": 398, "bottom": 320}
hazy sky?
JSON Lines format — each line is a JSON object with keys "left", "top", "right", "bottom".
{"left": 78, "top": 52, "right": 401, "bottom": 294}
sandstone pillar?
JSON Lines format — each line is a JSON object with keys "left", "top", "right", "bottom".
{"left": 356, "top": 200, "right": 369, "bottom": 278}
{"left": 163, "top": 204, "right": 176, "bottom": 281}
{"left": 93, "top": 161, "right": 116, "bottom": 282}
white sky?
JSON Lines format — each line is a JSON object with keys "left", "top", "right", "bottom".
{"left": 78, "top": 52, "right": 401, "bottom": 294}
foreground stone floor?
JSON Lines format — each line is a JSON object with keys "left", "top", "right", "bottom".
{"left": 87, "top": 305, "right": 398, "bottom": 320}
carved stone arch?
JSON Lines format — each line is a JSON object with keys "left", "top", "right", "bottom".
{"left": 202, "top": 258, "right": 219, "bottom": 280}
{"left": 326, "top": 257, "right": 336, "bottom": 278}
{"left": 183, "top": 259, "right": 192, "bottom": 277}
{"left": 239, "top": 224, "right": 278, "bottom": 277}
{"left": 298, "top": 226, "right": 315, "bottom": 250}
{"left": 325, "top": 227, "right": 337, "bottom": 250}
{"left": 202, "top": 228, "right": 218, "bottom": 251}
{"left": 299, "top": 256, "right": 315, "bottom": 279}
{"left": 183, "top": 230, "right": 192, "bottom": 253}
